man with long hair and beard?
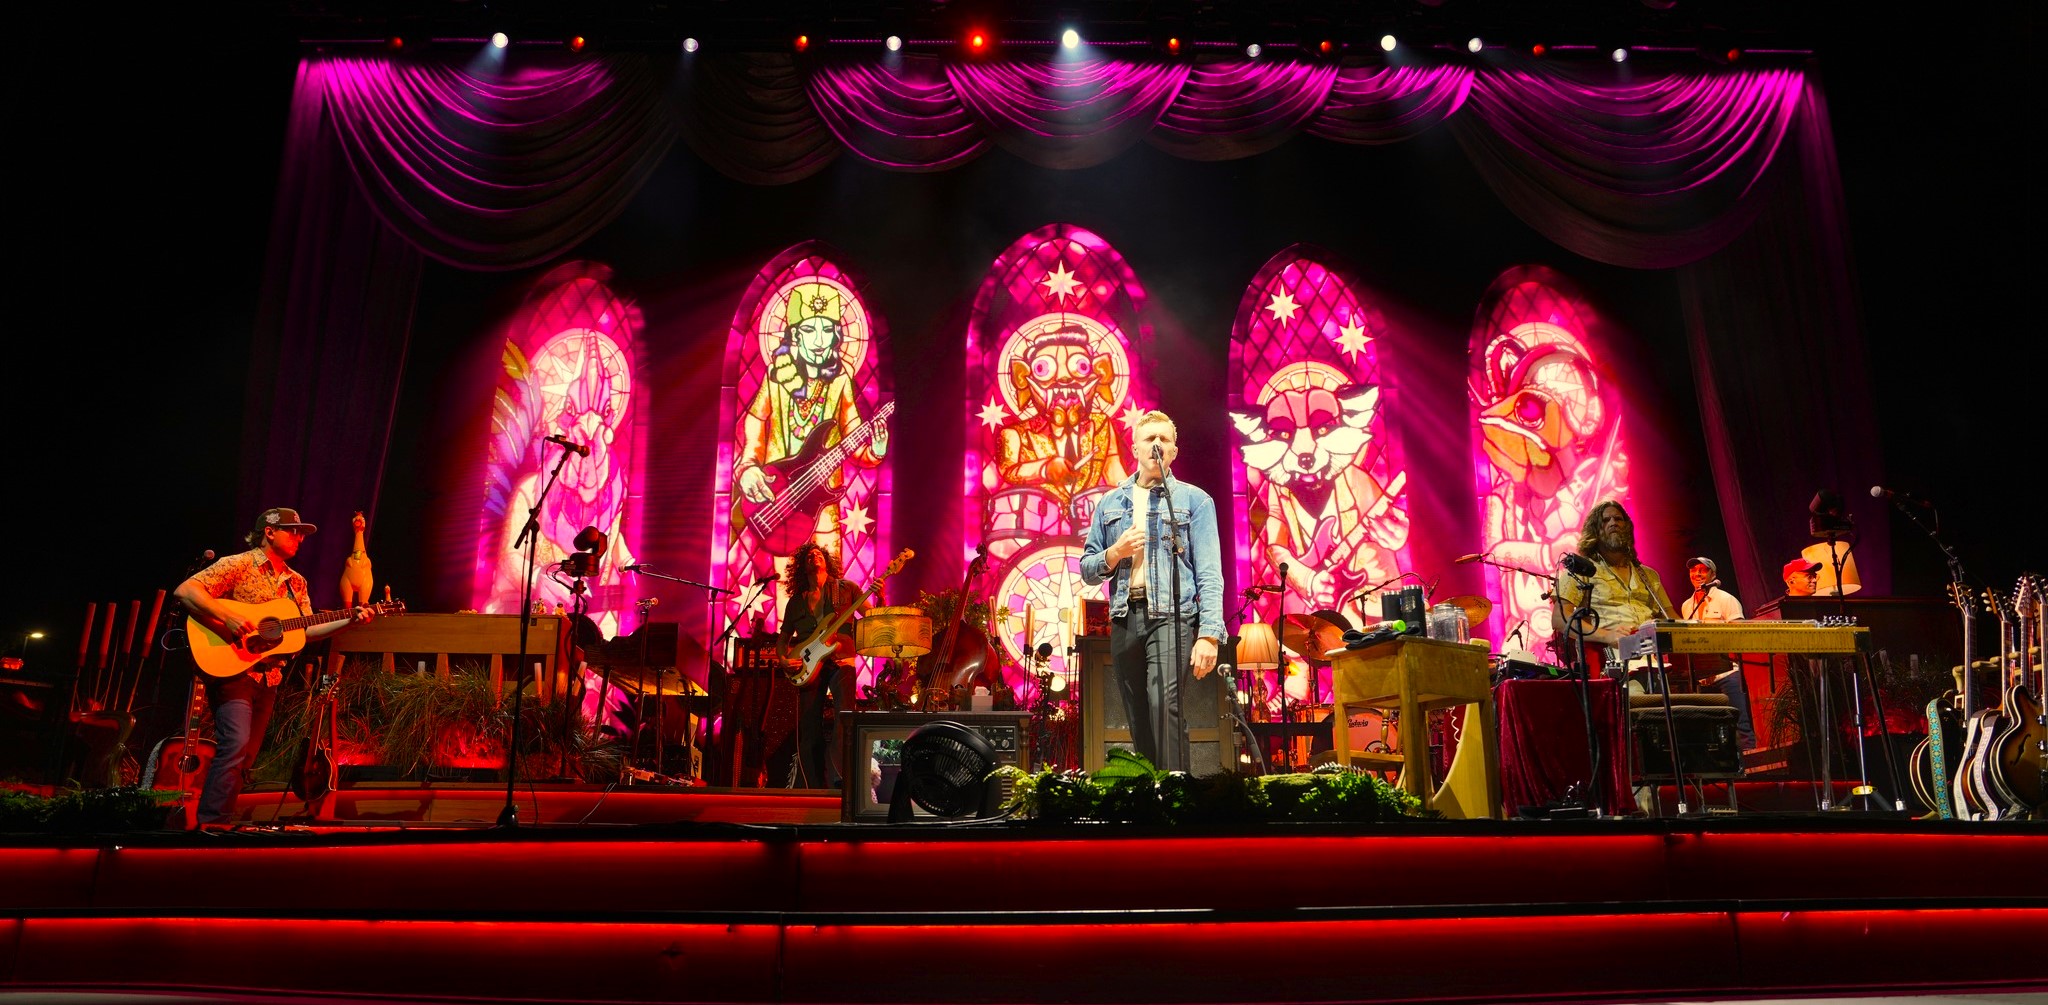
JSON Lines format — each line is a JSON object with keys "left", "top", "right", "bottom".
{"left": 1550, "top": 500, "right": 1676, "bottom": 682}
{"left": 777, "top": 541, "right": 868, "bottom": 788}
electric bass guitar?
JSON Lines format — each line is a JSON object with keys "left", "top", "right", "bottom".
{"left": 785, "top": 548, "right": 913, "bottom": 687}
{"left": 188, "top": 597, "right": 405, "bottom": 678}
{"left": 738, "top": 401, "right": 895, "bottom": 554}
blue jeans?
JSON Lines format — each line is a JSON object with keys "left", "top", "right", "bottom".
{"left": 1111, "top": 599, "right": 1192, "bottom": 772}
{"left": 197, "top": 680, "right": 277, "bottom": 824}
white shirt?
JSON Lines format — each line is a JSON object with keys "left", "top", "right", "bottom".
{"left": 1680, "top": 585, "right": 1743, "bottom": 623}
{"left": 1129, "top": 481, "right": 1152, "bottom": 595}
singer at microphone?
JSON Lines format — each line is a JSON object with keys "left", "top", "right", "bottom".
{"left": 542, "top": 433, "right": 589, "bottom": 457}
{"left": 1079, "top": 409, "right": 1224, "bottom": 775}
{"left": 1548, "top": 500, "right": 1677, "bottom": 653}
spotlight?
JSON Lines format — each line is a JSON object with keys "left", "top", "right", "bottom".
{"left": 793, "top": 33, "right": 809, "bottom": 53}
{"left": 1245, "top": 42, "right": 1262, "bottom": 58}
{"left": 1379, "top": 34, "right": 1397, "bottom": 52}
{"left": 1317, "top": 39, "right": 1334, "bottom": 56}
{"left": 386, "top": 35, "right": 405, "bottom": 51}
{"left": 568, "top": 35, "right": 586, "bottom": 52}
{"left": 967, "top": 29, "right": 990, "bottom": 53}
{"left": 1061, "top": 28, "right": 1079, "bottom": 49}
{"left": 885, "top": 35, "right": 902, "bottom": 51}
{"left": 1049, "top": 673, "right": 1068, "bottom": 694}
{"left": 490, "top": 32, "right": 509, "bottom": 49}
{"left": 1530, "top": 43, "right": 1547, "bottom": 57}
{"left": 1165, "top": 36, "right": 1181, "bottom": 55}
{"left": 1726, "top": 47, "right": 1743, "bottom": 62}
{"left": 683, "top": 37, "right": 700, "bottom": 53}
{"left": 1466, "top": 36, "right": 1483, "bottom": 53}
{"left": 1611, "top": 47, "right": 1628, "bottom": 62}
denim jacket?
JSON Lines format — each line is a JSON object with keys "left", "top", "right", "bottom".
{"left": 1079, "top": 473, "right": 1225, "bottom": 643}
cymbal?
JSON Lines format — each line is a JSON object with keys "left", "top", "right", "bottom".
{"left": 1310, "top": 608, "right": 1355, "bottom": 632}
{"left": 1280, "top": 613, "right": 1346, "bottom": 663}
{"left": 1445, "top": 594, "right": 1492, "bottom": 626}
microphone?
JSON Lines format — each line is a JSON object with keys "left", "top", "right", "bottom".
{"left": 543, "top": 434, "right": 589, "bottom": 457}
{"left": 1034, "top": 641, "right": 1055, "bottom": 660}
{"left": 1242, "top": 584, "right": 1285, "bottom": 595}
{"left": 623, "top": 563, "right": 652, "bottom": 572}
{"left": 1870, "top": 485, "right": 1932, "bottom": 509}
{"left": 1454, "top": 553, "right": 1484, "bottom": 564}
{"left": 1151, "top": 443, "right": 1164, "bottom": 461}
{"left": 1278, "top": 561, "right": 1289, "bottom": 580}
{"left": 1559, "top": 552, "right": 1598, "bottom": 578}
{"left": 756, "top": 572, "right": 780, "bottom": 586}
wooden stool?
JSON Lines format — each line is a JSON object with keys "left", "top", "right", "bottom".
{"left": 1329, "top": 635, "right": 1501, "bottom": 819}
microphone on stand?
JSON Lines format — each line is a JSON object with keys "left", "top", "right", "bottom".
{"left": 1454, "top": 553, "right": 1485, "bottom": 564}
{"left": 756, "top": 572, "right": 780, "bottom": 586}
{"left": 542, "top": 434, "right": 590, "bottom": 457}
{"left": 1870, "top": 485, "right": 1932, "bottom": 509}
{"left": 623, "top": 563, "right": 652, "bottom": 572}
{"left": 1560, "top": 552, "right": 1598, "bottom": 578}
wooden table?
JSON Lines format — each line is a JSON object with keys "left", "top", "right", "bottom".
{"left": 1329, "top": 635, "right": 1501, "bottom": 819}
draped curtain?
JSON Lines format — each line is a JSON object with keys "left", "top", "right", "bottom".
{"left": 249, "top": 51, "right": 1880, "bottom": 603}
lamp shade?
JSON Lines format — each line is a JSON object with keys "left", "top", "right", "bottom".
{"left": 1801, "top": 541, "right": 1861, "bottom": 596}
{"left": 854, "top": 606, "right": 933, "bottom": 658}
{"left": 1236, "top": 622, "right": 1280, "bottom": 671}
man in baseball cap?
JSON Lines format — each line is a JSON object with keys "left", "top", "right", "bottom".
{"left": 1782, "top": 558, "right": 1821, "bottom": 598}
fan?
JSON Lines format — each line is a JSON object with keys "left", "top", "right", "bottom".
{"left": 888, "top": 720, "right": 1003, "bottom": 823}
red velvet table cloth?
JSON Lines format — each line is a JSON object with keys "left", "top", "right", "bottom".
{"left": 1495, "top": 677, "right": 1631, "bottom": 816}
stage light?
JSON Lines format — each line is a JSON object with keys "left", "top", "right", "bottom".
{"left": 683, "top": 37, "right": 699, "bottom": 53}
{"left": 386, "top": 36, "right": 405, "bottom": 52}
{"left": 1466, "top": 36, "right": 1483, "bottom": 53}
{"left": 1726, "top": 47, "right": 1743, "bottom": 62}
{"left": 967, "top": 29, "right": 989, "bottom": 53}
{"left": 490, "top": 32, "right": 508, "bottom": 49}
{"left": 1049, "top": 673, "right": 1068, "bottom": 694}
{"left": 1530, "top": 43, "right": 1547, "bottom": 57}
{"left": 568, "top": 35, "right": 586, "bottom": 53}
{"left": 793, "top": 33, "right": 809, "bottom": 53}
{"left": 1245, "top": 42, "right": 1262, "bottom": 58}
{"left": 1166, "top": 36, "right": 1181, "bottom": 55}
{"left": 1380, "top": 34, "right": 1397, "bottom": 52}
{"left": 1611, "top": 47, "right": 1628, "bottom": 62}
{"left": 1061, "top": 28, "right": 1079, "bottom": 49}
{"left": 885, "top": 35, "right": 902, "bottom": 51}
{"left": 1317, "top": 39, "right": 1334, "bottom": 56}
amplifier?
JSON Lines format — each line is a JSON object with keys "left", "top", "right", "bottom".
{"left": 1632, "top": 707, "right": 1742, "bottom": 778}
{"left": 841, "top": 711, "right": 1032, "bottom": 821}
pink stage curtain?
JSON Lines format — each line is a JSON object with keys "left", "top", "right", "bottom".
{"left": 248, "top": 52, "right": 1874, "bottom": 614}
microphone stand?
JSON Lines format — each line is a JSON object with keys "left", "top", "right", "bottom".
{"left": 1225, "top": 589, "right": 1272, "bottom": 775}
{"left": 625, "top": 566, "right": 740, "bottom": 782}
{"left": 500, "top": 442, "right": 579, "bottom": 828}
{"left": 1157, "top": 451, "right": 1190, "bottom": 773}
{"left": 1559, "top": 564, "right": 1606, "bottom": 816}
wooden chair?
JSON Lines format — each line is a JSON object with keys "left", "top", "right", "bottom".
{"left": 1329, "top": 635, "right": 1502, "bottom": 819}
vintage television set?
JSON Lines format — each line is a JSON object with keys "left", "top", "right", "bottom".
{"left": 841, "top": 711, "right": 1032, "bottom": 822}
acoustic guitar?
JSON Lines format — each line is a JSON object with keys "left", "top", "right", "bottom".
{"left": 737, "top": 401, "right": 894, "bottom": 554}
{"left": 187, "top": 597, "right": 404, "bottom": 678}
{"left": 149, "top": 679, "right": 215, "bottom": 830}
{"left": 786, "top": 548, "right": 913, "bottom": 687}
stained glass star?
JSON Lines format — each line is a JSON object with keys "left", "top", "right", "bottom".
{"left": 1334, "top": 317, "right": 1373, "bottom": 360}
{"left": 1118, "top": 403, "right": 1151, "bottom": 434}
{"left": 1265, "top": 290, "right": 1300, "bottom": 326}
{"left": 843, "top": 502, "right": 873, "bottom": 541}
{"left": 1042, "top": 262, "right": 1082, "bottom": 303}
{"left": 977, "top": 398, "right": 1010, "bottom": 430}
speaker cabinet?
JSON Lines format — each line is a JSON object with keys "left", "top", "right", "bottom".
{"left": 1632, "top": 707, "right": 1742, "bottom": 779}
{"left": 1076, "top": 636, "right": 1233, "bottom": 776}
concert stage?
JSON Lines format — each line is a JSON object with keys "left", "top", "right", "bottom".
{"left": 3, "top": 804, "right": 2044, "bottom": 1004}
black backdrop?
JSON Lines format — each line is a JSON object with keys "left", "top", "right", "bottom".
{"left": 7, "top": 3, "right": 2040, "bottom": 684}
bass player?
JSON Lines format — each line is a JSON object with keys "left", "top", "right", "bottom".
{"left": 174, "top": 507, "right": 374, "bottom": 825}
{"left": 777, "top": 541, "right": 871, "bottom": 789}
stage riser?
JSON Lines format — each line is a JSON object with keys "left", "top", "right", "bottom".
{"left": 3, "top": 910, "right": 2042, "bottom": 1003}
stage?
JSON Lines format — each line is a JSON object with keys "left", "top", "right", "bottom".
{"left": 3, "top": 796, "right": 2044, "bottom": 1003}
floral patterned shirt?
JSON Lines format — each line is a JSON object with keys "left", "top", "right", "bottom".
{"left": 190, "top": 549, "right": 311, "bottom": 616}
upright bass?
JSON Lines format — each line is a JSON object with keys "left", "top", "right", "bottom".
{"left": 915, "top": 544, "right": 1005, "bottom": 709}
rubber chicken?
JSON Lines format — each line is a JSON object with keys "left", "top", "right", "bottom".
{"left": 340, "top": 511, "right": 374, "bottom": 608}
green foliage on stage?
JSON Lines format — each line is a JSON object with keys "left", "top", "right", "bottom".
{"left": 0, "top": 786, "right": 179, "bottom": 833}
{"left": 996, "top": 750, "right": 1423, "bottom": 825}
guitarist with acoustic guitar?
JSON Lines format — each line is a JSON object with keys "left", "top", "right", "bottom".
{"left": 173, "top": 507, "right": 376, "bottom": 825}
{"left": 777, "top": 542, "right": 873, "bottom": 789}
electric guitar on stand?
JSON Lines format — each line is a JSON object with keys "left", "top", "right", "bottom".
{"left": 786, "top": 548, "right": 914, "bottom": 687}
{"left": 187, "top": 597, "right": 405, "bottom": 678}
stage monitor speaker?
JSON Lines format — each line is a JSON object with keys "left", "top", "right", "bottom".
{"left": 1076, "top": 636, "right": 1233, "bottom": 776}
{"left": 842, "top": 711, "right": 1031, "bottom": 821}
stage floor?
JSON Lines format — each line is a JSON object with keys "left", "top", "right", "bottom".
{"left": 3, "top": 785, "right": 2044, "bottom": 1004}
